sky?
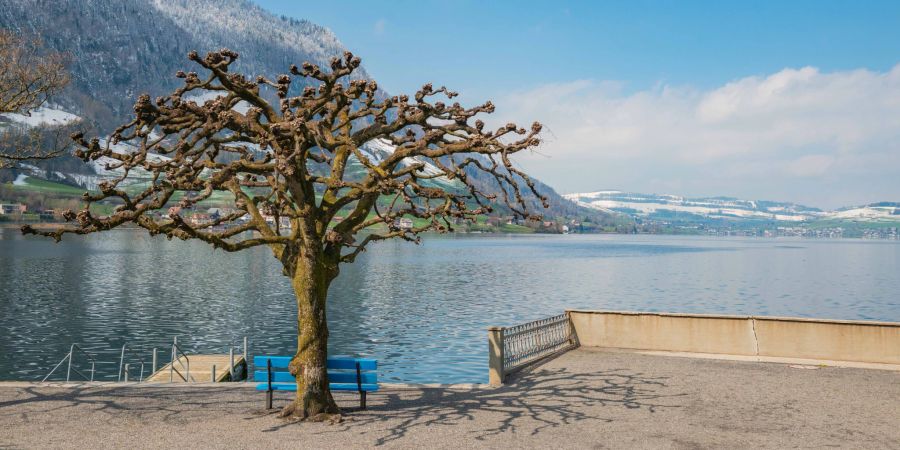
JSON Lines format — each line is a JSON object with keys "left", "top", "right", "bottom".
{"left": 254, "top": 0, "right": 900, "bottom": 208}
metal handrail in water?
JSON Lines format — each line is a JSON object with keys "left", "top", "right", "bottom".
{"left": 118, "top": 344, "right": 147, "bottom": 382}
{"left": 169, "top": 337, "right": 192, "bottom": 382}
{"left": 68, "top": 344, "right": 97, "bottom": 382}
{"left": 41, "top": 343, "right": 97, "bottom": 383}
{"left": 224, "top": 336, "right": 248, "bottom": 381}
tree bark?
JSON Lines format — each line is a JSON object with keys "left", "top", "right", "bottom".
{"left": 280, "top": 250, "right": 340, "bottom": 420}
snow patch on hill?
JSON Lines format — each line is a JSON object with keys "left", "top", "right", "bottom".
{"left": 148, "top": 0, "right": 352, "bottom": 72}
{"left": 359, "top": 138, "right": 457, "bottom": 187}
{"left": 831, "top": 206, "right": 898, "bottom": 220}
{"left": 183, "top": 91, "right": 252, "bottom": 114}
{"left": 565, "top": 190, "right": 900, "bottom": 223}
{"left": 0, "top": 105, "right": 81, "bottom": 127}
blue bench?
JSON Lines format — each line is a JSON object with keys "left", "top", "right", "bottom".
{"left": 254, "top": 355, "right": 378, "bottom": 409}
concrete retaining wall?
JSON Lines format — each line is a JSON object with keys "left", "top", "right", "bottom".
{"left": 567, "top": 310, "right": 900, "bottom": 365}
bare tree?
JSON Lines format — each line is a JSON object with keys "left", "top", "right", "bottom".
{"left": 24, "top": 49, "right": 545, "bottom": 420}
{"left": 0, "top": 30, "right": 72, "bottom": 168}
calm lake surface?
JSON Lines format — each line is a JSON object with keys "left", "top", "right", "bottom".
{"left": 1, "top": 228, "right": 898, "bottom": 383}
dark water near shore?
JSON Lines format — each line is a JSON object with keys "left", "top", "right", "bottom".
{"left": 1, "top": 228, "right": 898, "bottom": 383}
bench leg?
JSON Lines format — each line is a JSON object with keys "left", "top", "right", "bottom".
{"left": 266, "top": 359, "right": 273, "bottom": 410}
{"left": 360, "top": 391, "right": 366, "bottom": 410}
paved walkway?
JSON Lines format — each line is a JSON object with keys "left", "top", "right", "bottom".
{"left": 1, "top": 348, "right": 898, "bottom": 448}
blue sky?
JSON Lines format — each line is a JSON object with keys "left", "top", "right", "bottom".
{"left": 255, "top": 0, "right": 900, "bottom": 207}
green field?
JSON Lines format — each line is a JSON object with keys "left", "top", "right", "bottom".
{"left": 806, "top": 218, "right": 900, "bottom": 229}
{"left": 9, "top": 177, "right": 85, "bottom": 195}
{"left": 3, "top": 176, "right": 548, "bottom": 233}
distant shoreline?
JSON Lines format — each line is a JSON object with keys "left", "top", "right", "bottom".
{"left": 2, "top": 222, "right": 898, "bottom": 241}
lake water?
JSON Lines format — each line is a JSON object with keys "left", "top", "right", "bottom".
{"left": 1, "top": 228, "right": 898, "bottom": 383}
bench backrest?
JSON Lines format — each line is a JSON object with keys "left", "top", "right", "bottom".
{"left": 253, "top": 356, "right": 377, "bottom": 385}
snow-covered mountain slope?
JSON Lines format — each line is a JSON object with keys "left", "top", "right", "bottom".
{"left": 358, "top": 138, "right": 455, "bottom": 187}
{"left": 148, "top": 0, "right": 354, "bottom": 76}
{"left": 830, "top": 204, "right": 900, "bottom": 220}
{"left": 565, "top": 191, "right": 899, "bottom": 223}
{"left": 0, "top": 0, "right": 369, "bottom": 132}
{"left": 0, "top": 105, "right": 81, "bottom": 127}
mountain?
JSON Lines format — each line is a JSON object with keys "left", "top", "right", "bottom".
{"left": 0, "top": 0, "right": 365, "bottom": 130}
{"left": 0, "top": 0, "right": 599, "bottom": 222}
{"left": 565, "top": 190, "right": 900, "bottom": 224}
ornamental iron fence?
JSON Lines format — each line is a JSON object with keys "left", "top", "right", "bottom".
{"left": 489, "top": 313, "right": 577, "bottom": 384}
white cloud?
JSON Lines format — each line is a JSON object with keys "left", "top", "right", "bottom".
{"left": 373, "top": 18, "right": 387, "bottom": 36}
{"left": 494, "top": 65, "right": 900, "bottom": 208}
{"left": 785, "top": 154, "right": 835, "bottom": 177}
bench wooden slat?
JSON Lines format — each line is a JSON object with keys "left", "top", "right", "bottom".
{"left": 329, "top": 382, "right": 379, "bottom": 392}
{"left": 327, "top": 357, "right": 377, "bottom": 371}
{"left": 258, "top": 383, "right": 300, "bottom": 392}
{"left": 254, "top": 355, "right": 292, "bottom": 369}
{"left": 328, "top": 372, "right": 378, "bottom": 384}
{"left": 253, "top": 370, "right": 377, "bottom": 384}
{"left": 253, "top": 355, "right": 377, "bottom": 371}
{"left": 255, "top": 382, "right": 379, "bottom": 392}
{"left": 254, "top": 371, "right": 293, "bottom": 383}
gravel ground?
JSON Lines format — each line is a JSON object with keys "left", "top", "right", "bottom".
{"left": 1, "top": 348, "right": 898, "bottom": 449}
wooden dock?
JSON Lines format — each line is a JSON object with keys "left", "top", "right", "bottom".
{"left": 145, "top": 354, "right": 246, "bottom": 383}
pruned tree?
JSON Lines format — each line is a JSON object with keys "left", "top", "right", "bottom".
{"left": 23, "top": 49, "right": 545, "bottom": 420}
{"left": 0, "top": 30, "right": 74, "bottom": 169}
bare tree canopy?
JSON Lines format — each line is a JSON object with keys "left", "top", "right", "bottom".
{"left": 0, "top": 30, "right": 72, "bottom": 168}
{"left": 25, "top": 48, "right": 545, "bottom": 420}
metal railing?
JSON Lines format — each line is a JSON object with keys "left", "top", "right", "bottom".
{"left": 41, "top": 344, "right": 97, "bottom": 383}
{"left": 118, "top": 344, "right": 147, "bottom": 382}
{"left": 40, "top": 337, "right": 247, "bottom": 383}
{"left": 222, "top": 336, "right": 248, "bottom": 381}
{"left": 501, "top": 313, "right": 576, "bottom": 374}
{"left": 169, "top": 337, "right": 193, "bottom": 382}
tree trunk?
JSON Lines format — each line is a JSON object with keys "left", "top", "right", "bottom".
{"left": 280, "top": 251, "right": 340, "bottom": 420}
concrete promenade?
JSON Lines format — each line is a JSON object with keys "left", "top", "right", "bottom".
{"left": 1, "top": 348, "right": 898, "bottom": 449}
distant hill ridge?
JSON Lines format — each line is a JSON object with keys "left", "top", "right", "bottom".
{"left": 565, "top": 190, "right": 900, "bottom": 223}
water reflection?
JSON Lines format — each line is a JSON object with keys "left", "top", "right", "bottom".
{"left": 1, "top": 230, "right": 898, "bottom": 383}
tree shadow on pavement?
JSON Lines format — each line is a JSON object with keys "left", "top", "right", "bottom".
{"left": 302, "top": 364, "right": 686, "bottom": 446}
{"left": 1, "top": 359, "right": 686, "bottom": 447}
{"left": 0, "top": 384, "right": 257, "bottom": 424}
